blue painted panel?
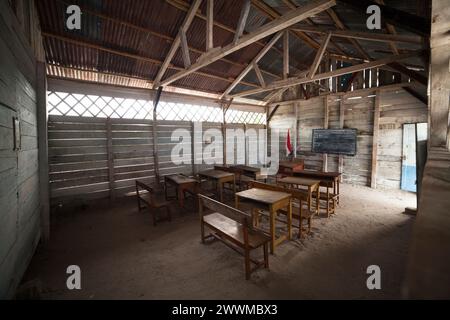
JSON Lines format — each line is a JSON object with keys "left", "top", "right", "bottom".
{"left": 401, "top": 165, "right": 416, "bottom": 192}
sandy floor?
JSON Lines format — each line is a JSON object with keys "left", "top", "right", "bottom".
{"left": 22, "top": 184, "right": 416, "bottom": 299}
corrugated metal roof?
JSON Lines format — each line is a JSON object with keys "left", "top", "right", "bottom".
{"left": 36, "top": 0, "right": 427, "bottom": 101}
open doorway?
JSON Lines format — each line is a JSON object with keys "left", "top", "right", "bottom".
{"left": 401, "top": 123, "right": 428, "bottom": 192}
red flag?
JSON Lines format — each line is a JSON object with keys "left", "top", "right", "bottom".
{"left": 286, "top": 129, "right": 293, "bottom": 156}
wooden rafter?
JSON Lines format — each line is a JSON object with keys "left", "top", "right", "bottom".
{"left": 326, "top": 8, "right": 371, "bottom": 60}
{"left": 220, "top": 32, "right": 283, "bottom": 98}
{"left": 159, "top": 0, "right": 337, "bottom": 87}
{"left": 57, "top": 0, "right": 280, "bottom": 81}
{"left": 308, "top": 32, "right": 332, "bottom": 79}
{"left": 283, "top": 30, "right": 289, "bottom": 79}
{"left": 153, "top": 0, "right": 202, "bottom": 88}
{"left": 292, "top": 27, "right": 424, "bottom": 44}
{"left": 229, "top": 51, "right": 422, "bottom": 98}
{"left": 233, "top": 0, "right": 251, "bottom": 45}
{"left": 206, "top": 0, "right": 214, "bottom": 51}
{"left": 253, "top": 63, "right": 266, "bottom": 88}
{"left": 280, "top": 0, "right": 350, "bottom": 59}
{"left": 180, "top": 30, "right": 191, "bottom": 68}
{"left": 42, "top": 32, "right": 261, "bottom": 89}
{"left": 164, "top": 0, "right": 303, "bottom": 74}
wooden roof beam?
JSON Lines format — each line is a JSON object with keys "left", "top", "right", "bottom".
{"left": 233, "top": 0, "right": 251, "bottom": 45}
{"left": 58, "top": 0, "right": 280, "bottom": 80}
{"left": 159, "top": 0, "right": 337, "bottom": 87}
{"left": 308, "top": 32, "right": 332, "bottom": 78}
{"left": 153, "top": 0, "right": 202, "bottom": 88}
{"left": 41, "top": 32, "right": 261, "bottom": 89}
{"left": 229, "top": 51, "right": 422, "bottom": 98}
{"left": 220, "top": 32, "right": 283, "bottom": 98}
{"left": 292, "top": 27, "right": 424, "bottom": 44}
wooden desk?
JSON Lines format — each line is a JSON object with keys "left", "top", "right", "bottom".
{"left": 164, "top": 174, "right": 198, "bottom": 208}
{"left": 292, "top": 170, "right": 341, "bottom": 202}
{"left": 235, "top": 188, "right": 292, "bottom": 254}
{"left": 232, "top": 165, "right": 266, "bottom": 181}
{"left": 198, "top": 169, "right": 236, "bottom": 202}
{"left": 278, "top": 160, "right": 304, "bottom": 175}
{"left": 277, "top": 176, "right": 320, "bottom": 212}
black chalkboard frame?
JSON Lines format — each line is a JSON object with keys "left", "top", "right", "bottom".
{"left": 311, "top": 128, "right": 357, "bottom": 156}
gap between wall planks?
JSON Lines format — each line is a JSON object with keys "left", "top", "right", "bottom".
{"left": 371, "top": 89, "right": 381, "bottom": 189}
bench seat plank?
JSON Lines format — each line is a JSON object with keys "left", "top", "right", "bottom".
{"left": 203, "top": 212, "right": 269, "bottom": 249}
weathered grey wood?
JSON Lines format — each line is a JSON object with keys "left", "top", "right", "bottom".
{"left": 338, "top": 99, "right": 344, "bottom": 179}
{"left": 283, "top": 30, "right": 289, "bottom": 79}
{"left": 292, "top": 26, "right": 424, "bottom": 44}
{"left": 206, "top": 0, "right": 214, "bottom": 51}
{"left": 309, "top": 32, "right": 331, "bottom": 79}
{"left": 253, "top": 63, "right": 266, "bottom": 88}
{"left": 180, "top": 30, "right": 191, "bottom": 68}
{"left": 230, "top": 51, "right": 421, "bottom": 98}
{"left": 371, "top": 90, "right": 380, "bottom": 188}
{"left": 323, "top": 96, "right": 329, "bottom": 171}
{"left": 220, "top": 32, "right": 283, "bottom": 98}
{"left": 106, "top": 118, "right": 115, "bottom": 199}
{"left": 161, "top": 0, "right": 336, "bottom": 86}
{"left": 233, "top": 0, "right": 251, "bottom": 45}
{"left": 152, "top": 0, "right": 203, "bottom": 87}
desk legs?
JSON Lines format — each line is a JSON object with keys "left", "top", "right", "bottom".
{"left": 269, "top": 206, "right": 276, "bottom": 254}
{"left": 177, "top": 187, "right": 185, "bottom": 208}
{"left": 287, "top": 199, "right": 292, "bottom": 240}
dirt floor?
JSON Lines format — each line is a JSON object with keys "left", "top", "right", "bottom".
{"left": 22, "top": 184, "right": 416, "bottom": 299}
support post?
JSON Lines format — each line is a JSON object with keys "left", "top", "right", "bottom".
{"left": 152, "top": 87, "right": 163, "bottom": 184}
{"left": 338, "top": 99, "right": 344, "bottom": 181}
{"left": 371, "top": 89, "right": 380, "bottom": 188}
{"left": 106, "top": 117, "right": 115, "bottom": 199}
{"left": 36, "top": 61, "right": 50, "bottom": 241}
{"left": 323, "top": 96, "right": 329, "bottom": 171}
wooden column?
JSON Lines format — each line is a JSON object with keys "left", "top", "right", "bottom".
{"left": 36, "top": 61, "right": 50, "bottom": 241}
{"left": 191, "top": 122, "right": 196, "bottom": 175}
{"left": 322, "top": 96, "right": 329, "bottom": 171}
{"left": 294, "top": 103, "right": 299, "bottom": 158}
{"left": 152, "top": 87, "right": 163, "bottom": 184}
{"left": 106, "top": 117, "right": 115, "bottom": 199}
{"left": 370, "top": 89, "right": 381, "bottom": 188}
{"left": 338, "top": 98, "right": 344, "bottom": 180}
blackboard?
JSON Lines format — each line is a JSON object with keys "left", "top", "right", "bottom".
{"left": 312, "top": 129, "right": 357, "bottom": 156}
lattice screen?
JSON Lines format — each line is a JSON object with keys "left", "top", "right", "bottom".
{"left": 48, "top": 91, "right": 153, "bottom": 119}
{"left": 47, "top": 91, "right": 266, "bottom": 124}
{"left": 225, "top": 109, "right": 266, "bottom": 125}
{"left": 157, "top": 101, "right": 223, "bottom": 122}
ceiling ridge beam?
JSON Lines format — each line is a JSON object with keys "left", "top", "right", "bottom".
{"left": 230, "top": 51, "right": 422, "bottom": 98}
{"left": 159, "top": 0, "right": 337, "bottom": 87}
{"left": 153, "top": 0, "right": 202, "bottom": 87}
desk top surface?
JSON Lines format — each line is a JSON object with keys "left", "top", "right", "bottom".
{"left": 278, "top": 176, "right": 321, "bottom": 187}
{"left": 165, "top": 174, "right": 198, "bottom": 184}
{"left": 198, "top": 169, "right": 234, "bottom": 179}
{"left": 236, "top": 188, "right": 291, "bottom": 204}
{"left": 293, "top": 170, "right": 341, "bottom": 178}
